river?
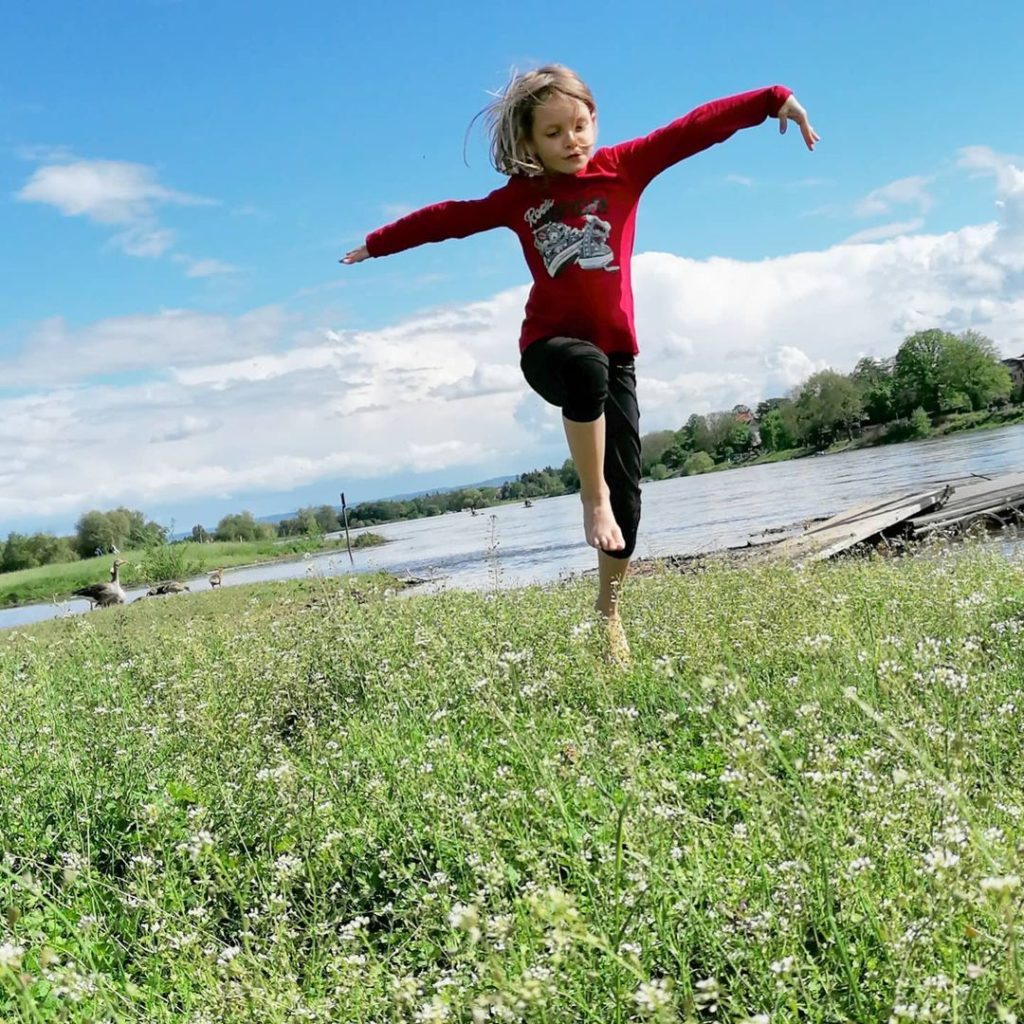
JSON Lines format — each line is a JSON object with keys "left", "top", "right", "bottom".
{"left": 4, "top": 424, "right": 1024, "bottom": 630}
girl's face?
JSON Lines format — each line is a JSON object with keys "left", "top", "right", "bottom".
{"left": 529, "top": 92, "right": 596, "bottom": 175}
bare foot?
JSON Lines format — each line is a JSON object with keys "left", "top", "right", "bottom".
{"left": 582, "top": 498, "right": 625, "bottom": 552}
{"left": 601, "top": 614, "right": 632, "bottom": 668}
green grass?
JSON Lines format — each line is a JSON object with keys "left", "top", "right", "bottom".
{"left": 0, "top": 535, "right": 386, "bottom": 608}
{"left": 2, "top": 549, "right": 1023, "bottom": 1021}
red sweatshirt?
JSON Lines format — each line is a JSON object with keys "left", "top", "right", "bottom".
{"left": 366, "top": 85, "right": 792, "bottom": 356}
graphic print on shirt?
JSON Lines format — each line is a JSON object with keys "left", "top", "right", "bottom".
{"left": 524, "top": 197, "right": 619, "bottom": 278}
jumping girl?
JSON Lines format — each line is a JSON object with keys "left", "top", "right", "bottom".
{"left": 341, "top": 66, "right": 818, "bottom": 661}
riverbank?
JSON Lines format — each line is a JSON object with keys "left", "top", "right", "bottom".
{"left": 0, "top": 532, "right": 386, "bottom": 608}
{"left": 712, "top": 405, "right": 1024, "bottom": 476}
{"left": 2, "top": 551, "right": 1022, "bottom": 1020}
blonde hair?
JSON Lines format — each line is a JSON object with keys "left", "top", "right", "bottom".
{"left": 475, "top": 65, "right": 597, "bottom": 177}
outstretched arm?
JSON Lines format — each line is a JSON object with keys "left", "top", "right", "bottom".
{"left": 338, "top": 186, "right": 512, "bottom": 265}
{"left": 611, "top": 86, "right": 816, "bottom": 188}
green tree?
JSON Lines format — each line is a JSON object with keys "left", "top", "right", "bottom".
{"left": 893, "top": 329, "right": 951, "bottom": 415}
{"left": 75, "top": 510, "right": 119, "bottom": 558}
{"left": 794, "top": 370, "right": 863, "bottom": 447}
{"left": 313, "top": 505, "right": 340, "bottom": 532}
{"left": 190, "top": 524, "right": 211, "bottom": 543}
{"left": 681, "top": 414, "right": 715, "bottom": 455}
{"left": 215, "top": 511, "right": 275, "bottom": 542}
{"left": 640, "top": 430, "right": 676, "bottom": 476}
{"left": 2, "top": 533, "right": 38, "bottom": 572}
{"left": 724, "top": 421, "right": 753, "bottom": 459}
{"left": 31, "top": 533, "right": 78, "bottom": 566}
{"left": 74, "top": 507, "right": 164, "bottom": 557}
{"left": 758, "top": 404, "right": 797, "bottom": 451}
{"left": 558, "top": 458, "right": 580, "bottom": 492}
{"left": 851, "top": 357, "right": 896, "bottom": 423}
{"left": 938, "top": 330, "right": 1012, "bottom": 411}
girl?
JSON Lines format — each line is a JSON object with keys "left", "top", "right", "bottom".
{"left": 342, "top": 66, "right": 817, "bottom": 661}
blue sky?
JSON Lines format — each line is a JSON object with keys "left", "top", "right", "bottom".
{"left": 2, "top": 0, "right": 1023, "bottom": 534}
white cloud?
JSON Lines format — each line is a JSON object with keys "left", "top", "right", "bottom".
{"left": 2, "top": 306, "right": 295, "bottom": 387}
{"left": 726, "top": 174, "right": 754, "bottom": 187}
{"left": 957, "top": 146, "right": 1024, "bottom": 269}
{"left": 854, "top": 175, "right": 933, "bottom": 217}
{"left": 16, "top": 159, "right": 211, "bottom": 224}
{"left": 2, "top": 151, "right": 1023, "bottom": 525}
{"left": 842, "top": 218, "right": 925, "bottom": 244}
{"left": 113, "top": 225, "right": 177, "bottom": 258}
{"left": 431, "top": 362, "right": 523, "bottom": 399}
{"left": 15, "top": 156, "right": 233, "bottom": 273}
{"left": 765, "top": 346, "right": 827, "bottom": 389}
{"left": 150, "top": 414, "right": 223, "bottom": 444}
{"left": 184, "top": 258, "right": 241, "bottom": 278}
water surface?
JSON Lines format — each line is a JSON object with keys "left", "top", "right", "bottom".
{"left": 5, "top": 425, "right": 1024, "bottom": 630}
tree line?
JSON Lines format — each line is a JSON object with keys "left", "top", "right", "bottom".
{"left": 3, "top": 327, "right": 1018, "bottom": 572}
{"left": 277, "top": 462, "right": 582, "bottom": 533}
{"left": 639, "top": 327, "right": 1015, "bottom": 479}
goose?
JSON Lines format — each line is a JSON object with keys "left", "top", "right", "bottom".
{"left": 208, "top": 567, "right": 225, "bottom": 589}
{"left": 73, "top": 559, "right": 127, "bottom": 609}
{"left": 145, "top": 580, "right": 191, "bottom": 597}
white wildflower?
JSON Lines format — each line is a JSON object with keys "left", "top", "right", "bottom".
{"left": 694, "top": 977, "right": 720, "bottom": 1012}
{"left": 981, "top": 875, "right": 1020, "bottom": 896}
{"left": 633, "top": 978, "right": 673, "bottom": 1015}
{"left": 448, "top": 903, "right": 481, "bottom": 943}
{"left": 922, "top": 847, "right": 959, "bottom": 874}
{"left": 0, "top": 943, "right": 25, "bottom": 969}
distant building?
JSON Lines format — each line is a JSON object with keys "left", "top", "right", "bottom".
{"left": 1002, "top": 355, "right": 1024, "bottom": 399}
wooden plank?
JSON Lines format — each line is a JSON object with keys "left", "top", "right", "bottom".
{"left": 912, "top": 483, "right": 1024, "bottom": 526}
{"left": 914, "top": 499, "right": 1024, "bottom": 535}
{"left": 763, "top": 487, "right": 947, "bottom": 564}
{"left": 788, "top": 487, "right": 949, "bottom": 541}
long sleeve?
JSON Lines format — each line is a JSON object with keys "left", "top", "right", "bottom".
{"left": 609, "top": 85, "right": 792, "bottom": 189}
{"left": 365, "top": 185, "right": 513, "bottom": 258}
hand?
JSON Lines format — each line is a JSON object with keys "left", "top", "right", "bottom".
{"left": 777, "top": 95, "right": 819, "bottom": 151}
{"left": 339, "top": 245, "right": 370, "bottom": 264}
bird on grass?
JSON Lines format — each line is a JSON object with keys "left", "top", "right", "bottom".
{"left": 143, "top": 581, "right": 191, "bottom": 597}
{"left": 72, "top": 559, "right": 127, "bottom": 609}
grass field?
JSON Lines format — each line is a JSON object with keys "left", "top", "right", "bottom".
{"left": 0, "top": 534, "right": 384, "bottom": 609}
{"left": 1, "top": 548, "right": 1023, "bottom": 1021}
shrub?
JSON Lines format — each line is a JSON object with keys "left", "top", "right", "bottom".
{"left": 887, "top": 407, "right": 933, "bottom": 442}
{"left": 138, "top": 543, "right": 203, "bottom": 584}
{"left": 683, "top": 451, "right": 715, "bottom": 476}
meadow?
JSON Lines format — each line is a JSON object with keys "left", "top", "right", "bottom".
{"left": 0, "top": 534, "right": 384, "bottom": 609}
{"left": 1, "top": 546, "right": 1022, "bottom": 1022}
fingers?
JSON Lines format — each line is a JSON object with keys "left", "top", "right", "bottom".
{"left": 778, "top": 112, "right": 788, "bottom": 135}
{"left": 339, "top": 246, "right": 369, "bottom": 265}
{"left": 800, "top": 121, "right": 820, "bottom": 151}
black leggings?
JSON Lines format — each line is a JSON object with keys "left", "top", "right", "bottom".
{"left": 520, "top": 337, "right": 641, "bottom": 560}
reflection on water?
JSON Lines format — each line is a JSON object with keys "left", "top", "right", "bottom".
{"left": 5, "top": 425, "right": 1024, "bottom": 630}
